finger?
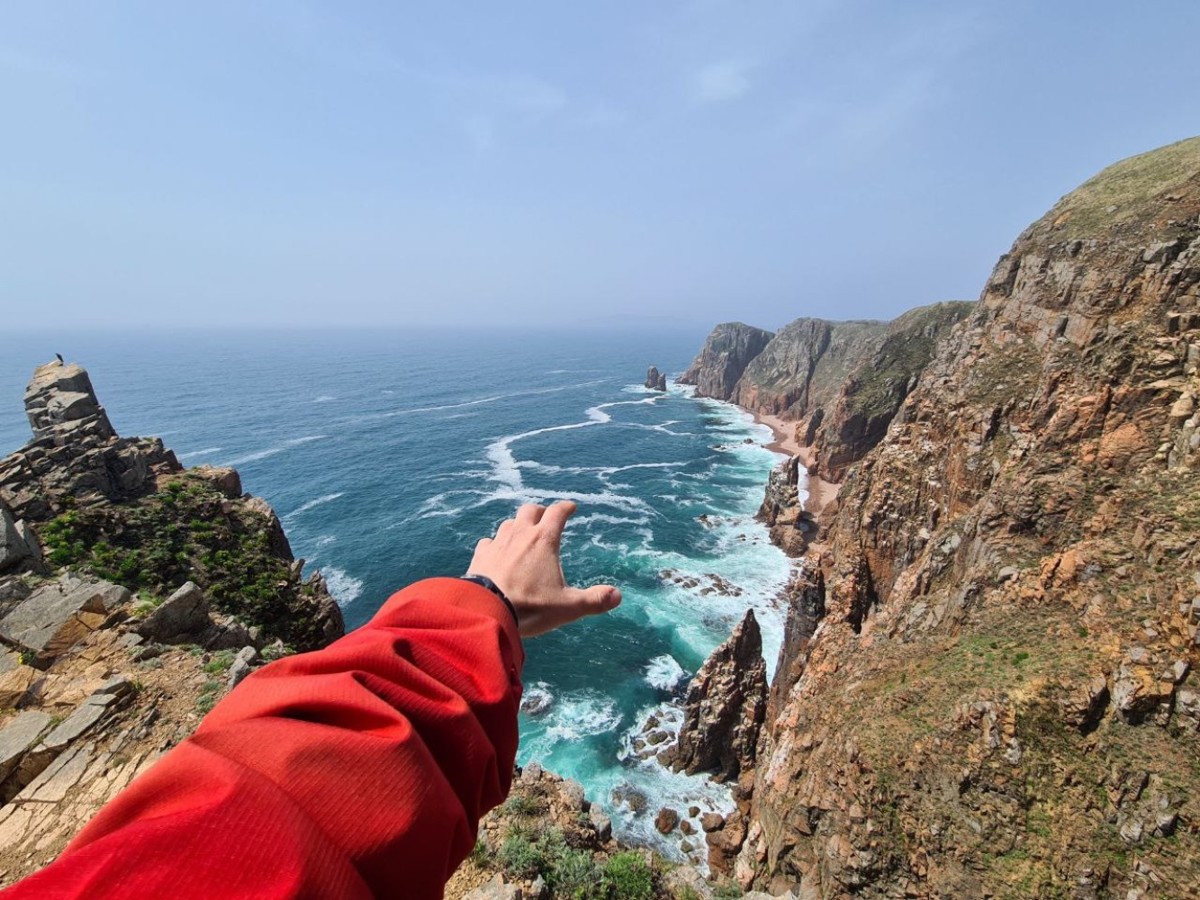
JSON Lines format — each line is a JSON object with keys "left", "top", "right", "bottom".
{"left": 515, "top": 504, "right": 546, "bottom": 525}
{"left": 538, "top": 500, "right": 578, "bottom": 541}
{"left": 496, "top": 519, "right": 515, "bottom": 540}
{"left": 566, "top": 584, "right": 621, "bottom": 617}
{"left": 474, "top": 537, "right": 492, "bottom": 552}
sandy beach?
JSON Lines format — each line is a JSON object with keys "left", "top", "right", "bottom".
{"left": 745, "top": 408, "right": 840, "bottom": 514}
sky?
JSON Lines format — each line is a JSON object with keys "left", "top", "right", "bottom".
{"left": 2, "top": 1, "right": 1199, "bottom": 331}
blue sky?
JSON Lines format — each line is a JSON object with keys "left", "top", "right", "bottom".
{"left": 2, "top": 1, "right": 1198, "bottom": 330}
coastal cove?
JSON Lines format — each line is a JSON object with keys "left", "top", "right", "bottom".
{"left": 0, "top": 328, "right": 798, "bottom": 862}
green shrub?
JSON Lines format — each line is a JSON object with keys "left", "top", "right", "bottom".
{"left": 548, "top": 847, "right": 603, "bottom": 900}
{"left": 498, "top": 830, "right": 545, "bottom": 879}
{"left": 603, "top": 852, "right": 654, "bottom": 900}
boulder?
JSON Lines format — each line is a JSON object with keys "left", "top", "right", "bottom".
{"left": 655, "top": 807, "right": 680, "bottom": 834}
{"left": 137, "top": 582, "right": 211, "bottom": 643}
{"left": 465, "top": 874, "right": 522, "bottom": 900}
{"left": 645, "top": 366, "right": 668, "bottom": 392}
{"left": 0, "top": 576, "right": 128, "bottom": 666}
{"left": 227, "top": 645, "right": 258, "bottom": 689}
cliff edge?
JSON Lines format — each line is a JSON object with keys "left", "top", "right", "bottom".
{"left": 739, "top": 137, "right": 1200, "bottom": 897}
{"left": 0, "top": 361, "right": 345, "bottom": 882}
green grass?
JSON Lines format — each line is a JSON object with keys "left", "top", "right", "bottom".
{"left": 1038, "top": 135, "right": 1200, "bottom": 239}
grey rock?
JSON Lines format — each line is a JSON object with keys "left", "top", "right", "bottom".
{"left": 588, "top": 804, "right": 612, "bottom": 842}
{"left": 645, "top": 366, "right": 668, "bottom": 392}
{"left": 465, "top": 874, "right": 522, "bottom": 900}
{"left": 665, "top": 865, "right": 714, "bottom": 900}
{"left": 0, "top": 710, "right": 53, "bottom": 781}
{"left": 94, "top": 676, "right": 133, "bottom": 697}
{"left": 0, "top": 576, "right": 129, "bottom": 666}
{"left": 40, "top": 701, "right": 108, "bottom": 752}
{"left": 0, "top": 503, "right": 36, "bottom": 574}
{"left": 24, "top": 360, "right": 116, "bottom": 443}
{"left": 560, "top": 778, "right": 586, "bottom": 811}
{"left": 529, "top": 875, "right": 548, "bottom": 900}
{"left": 520, "top": 761, "right": 543, "bottom": 783}
{"left": 137, "top": 581, "right": 211, "bottom": 643}
{"left": 228, "top": 646, "right": 258, "bottom": 689}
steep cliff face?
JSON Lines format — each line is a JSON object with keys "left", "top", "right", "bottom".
{"left": 678, "top": 323, "right": 775, "bottom": 399}
{"left": 743, "top": 137, "right": 1200, "bottom": 898}
{"left": 804, "top": 301, "right": 974, "bottom": 482}
{"left": 731, "top": 319, "right": 887, "bottom": 420}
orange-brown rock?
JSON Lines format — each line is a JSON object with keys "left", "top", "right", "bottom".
{"left": 743, "top": 137, "right": 1200, "bottom": 897}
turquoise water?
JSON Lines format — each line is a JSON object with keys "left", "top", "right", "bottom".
{"left": 0, "top": 329, "right": 793, "bottom": 859}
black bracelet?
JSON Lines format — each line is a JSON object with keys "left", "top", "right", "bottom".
{"left": 459, "top": 574, "right": 520, "bottom": 627}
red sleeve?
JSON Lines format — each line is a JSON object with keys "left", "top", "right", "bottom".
{"left": 1, "top": 577, "right": 525, "bottom": 900}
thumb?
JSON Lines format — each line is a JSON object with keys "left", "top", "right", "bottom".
{"left": 568, "top": 584, "right": 622, "bottom": 616}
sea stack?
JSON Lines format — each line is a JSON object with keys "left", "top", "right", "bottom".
{"left": 644, "top": 366, "right": 667, "bottom": 391}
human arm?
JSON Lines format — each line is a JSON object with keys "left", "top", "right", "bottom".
{"left": 1, "top": 501, "right": 618, "bottom": 899}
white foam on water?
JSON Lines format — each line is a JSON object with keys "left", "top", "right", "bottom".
{"left": 314, "top": 535, "right": 337, "bottom": 547}
{"left": 283, "top": 492, "right": 345, "bottom": 520}
{"left": 644, "top": 655, "right": 687, "bottom": 692}
{"left": 223, "top": 434, "right": 328, "bottom": 466}
{"left": 585, "top": 702, "right": 734, "bottom": 868}
{"left": 568, "top": 513, "right": 651, "bottom": 529}
{"left": 322, "top": 567, "right": 364, "bottom": 608}
{"left": 520, "top": 681, "right": 555, "bottom": 716}
{"left": 178, "top": 447, "right": 221, "bottom": 461}
{"left": 521, "top": 689, "right": 623, "bottom": 760}
{"left": 313, "top": 395, "right": 336, "bottom": 403}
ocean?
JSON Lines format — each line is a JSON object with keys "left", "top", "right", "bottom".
{"left": 0, "top": 328, "right": 794, "bottom": 861}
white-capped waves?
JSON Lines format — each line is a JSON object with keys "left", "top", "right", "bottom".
{"left": 322, "top": 567, "right": 364, "bottom": 608}
{"left": 284, "top": 492, "right": 345, "bottom": 520}
{"left": 178, "top": 447, "right": 221, "bottom": 461}
{"left": 645, "top": 655, "right": 687, "bottom": 692}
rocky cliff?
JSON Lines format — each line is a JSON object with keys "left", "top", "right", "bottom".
{"left": 730, "top": 319, "right": 887, "bottom": 420}
{"left": 736, "top": 137, "right": 1200, "bottom": 898}
{"left": 0, "top": 361, "right": 345, "bottom": 883}
{"left": 678, "top": 323, "right": 775, "bottom": 399}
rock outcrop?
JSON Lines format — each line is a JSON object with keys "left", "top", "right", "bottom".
{"left": 0, "top": 361, "right": 343, "bottom": 651}
{"left": 0, "top": 359, "right": 351, "bottom": 885}
{"left": 678, "top": 323, "right": 775, "bottom": 399}
{"left": 645, "top": 366, "right": 668, "bottom": 392}
{"left": 659, "top": 610, "right": 767, "bottom": 783}
{"left": 737, "top": 137, "right": 1200, "bottom": 897}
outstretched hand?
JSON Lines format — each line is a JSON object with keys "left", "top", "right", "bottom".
{"left": 467, "top": 501, "right": 622, "bottom": 637}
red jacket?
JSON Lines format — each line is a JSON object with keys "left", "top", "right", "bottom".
{"left": 1, "top": 578, "right": 524, "bottom": 899}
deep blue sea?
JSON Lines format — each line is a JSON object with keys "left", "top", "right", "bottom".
{"left": 0, "top": 329, "right": 793, "bottom": 860}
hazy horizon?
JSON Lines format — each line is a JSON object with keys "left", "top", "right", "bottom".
{"left": 3, "top": 1, "right": 1199, "bottom": 330}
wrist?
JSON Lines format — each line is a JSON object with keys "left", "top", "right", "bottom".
{"left": 460, "top": 573, "right": 519, "bottom": 628}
